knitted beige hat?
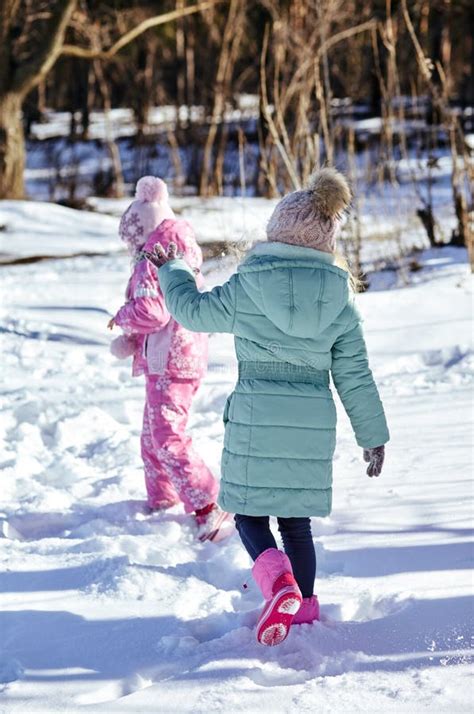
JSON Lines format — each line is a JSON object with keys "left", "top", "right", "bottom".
{"left": 266, "top": 168, "right": 351, "bottom": 253}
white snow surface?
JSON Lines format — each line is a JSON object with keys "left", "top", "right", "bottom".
{"left": 0, "top": 202, "right": 120, "bottom": 261}
{"left": 0, "top": 202, "right": 473, "bottom": 713}
{"left": 1, "top": 188, "right": 455, "bottom": 267}
{"left": 29, "top": 97, "right": 260, "bottom": 141}
{"left": 89, "top": 195, "right": 271, "bottom": 246}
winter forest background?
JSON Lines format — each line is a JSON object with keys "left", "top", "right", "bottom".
{"left": 0, "top": 1, "right": 473, "bottom": 713}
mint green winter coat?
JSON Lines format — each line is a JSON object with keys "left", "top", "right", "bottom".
{"left": 158, "top": 241, "right": 389, "bottom": 518}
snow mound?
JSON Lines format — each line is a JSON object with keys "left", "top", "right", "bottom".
{"left": 0, "top": 219, "right": 472, "bottom": 712}
{"left": 0, "top": 201, "right": 120, "bottom": 260}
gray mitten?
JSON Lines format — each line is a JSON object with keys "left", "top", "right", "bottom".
{"left": 363, "top": 445, "right": 385, "bottom": 477}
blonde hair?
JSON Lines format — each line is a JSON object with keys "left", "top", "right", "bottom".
{"left": 334, "top": 252, "right": 364, "bottom": 293}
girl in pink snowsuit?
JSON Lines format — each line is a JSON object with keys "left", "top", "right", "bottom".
{"left": 109, "top": 177, "right": 232, "bottom": 540}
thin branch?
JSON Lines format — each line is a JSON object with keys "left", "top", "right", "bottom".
{"left": 0, "top": 0, "right": 21, "bottom": 93}
{"left": 282, "top": 19, "right": 377, "bottom": 106}
{"left": 400, "top": 0, "right": 469, "bottom": 152}
{"left": 317, "top": 19, "right": 377, "bottom": 61}
{"left": 400, "top": 0, "right": 434, "bottom": 87}
{"left": 12, "top": 0, "right": 77, "bottom": 95}
{"left": 61, "top": 0, "right": 227, "bottom": 60}
{"left": 259, "top": 24, "right": 301, "bottom": 191}
{"left": 200, "top": 0, "right": 245, "bottom": 195}
{"left": 258, "top": 16, "right": 376, "bottom": 192}
{"left": 0, "top": 0, "right": 20, "bottom": 44}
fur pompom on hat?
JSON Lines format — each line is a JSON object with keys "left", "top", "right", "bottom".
{"left": 119, "top": 176, "right": 174, "bottom": 253}
{"left": 135, "top": 176, "right": 168, "bottom": 203}
{"left": 266, "top": 167, "right": 351, "bottom": 253}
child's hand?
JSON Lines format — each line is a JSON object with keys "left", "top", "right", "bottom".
{"left": 363, "top": 445, "right": 385, "bottom": 477}
{"left": 107, "top": 317, "right": 116, "bottom": 330}
{"left": 145, "top": 242, "right": 179, "bottom": 269}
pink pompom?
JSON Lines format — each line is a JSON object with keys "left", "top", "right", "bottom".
{"left": 110, "top": 334, "right": 137, "bottom": 359}
{"left": 135, "top": 176, "right": 168, "bottom": 203}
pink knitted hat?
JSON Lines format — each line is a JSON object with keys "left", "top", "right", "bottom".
{"left": 119, "top": 176, "right": 175, "bottom": 252}
{"left": 266, "top": 168, "right": 351, "bottom": 253}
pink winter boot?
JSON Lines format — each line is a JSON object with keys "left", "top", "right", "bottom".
{"left": 195, "top": 503, "right": 234, "bottom": 543}
{"left": 252, "top": 548, "right": 302, "bottom": 646}
{"left": 292, "top": 595, "right": 320, "bottom": 625}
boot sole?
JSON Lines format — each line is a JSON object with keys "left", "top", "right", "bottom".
{"left": 257, "top": 586, "right": 302, "bottom": 646}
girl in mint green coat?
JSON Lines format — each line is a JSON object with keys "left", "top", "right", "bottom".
{"left": 146, "top": 168, "right": 389, "bottom": 646}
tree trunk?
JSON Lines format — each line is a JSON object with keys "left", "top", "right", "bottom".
{"left": 93, "top": 57, "right": 125, "bottom": 198}
{"left": 199, "top": 0, "right": 246, "bottom": 196}
{"left": 0, "top": 0, "right": 77, "bottom": 199}
{"left": 0, "top": 93, "right": 25, "bottom": 199}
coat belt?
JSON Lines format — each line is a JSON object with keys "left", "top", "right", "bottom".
{"left": 238, "top": 361, "right": 329, "bottom": 386}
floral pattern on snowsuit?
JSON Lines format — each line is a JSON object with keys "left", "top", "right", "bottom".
{"left": 113, "top": 219, "right": 217, "bottom": 511}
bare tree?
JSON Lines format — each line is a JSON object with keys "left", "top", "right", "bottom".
{"left": 0, "top": 0, "right": 77, "bottom": 199}
{"left": 0, "top": 0, "right": 226, "bottom": 200}
{"left": 258, "top": 0, "right": 375, "bottom": 194}
{"left": 199, "top": 0, "right": 247, "bottom": 196}
{"left": 401, "top": 0, "right": 473, "bottom": 268}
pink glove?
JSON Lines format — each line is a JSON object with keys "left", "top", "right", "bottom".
{"left": 110, "top": 334, "right": 136, "bottom": 359}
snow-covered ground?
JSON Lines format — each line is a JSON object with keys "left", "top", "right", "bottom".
{"left": 0, "top": 202, "right": 120, "bottom": 262}
{"left": 25, "top": 100, "right": 472, "bottom": 220}
{"left": 0, "top": 193, "right": 432, "bottom": 266}
{"left": 0, "top": 202, "right": 473, "bottom": 713}
{"left": 28, "top": 97, "right": 261, "bottom": 142}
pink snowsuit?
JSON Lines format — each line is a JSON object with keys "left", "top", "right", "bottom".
{"left": 114, "top": 218, "right": 218, "bottom": 511}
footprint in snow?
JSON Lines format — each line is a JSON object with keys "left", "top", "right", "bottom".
{"left": 75, "top": 673, "right": 152, "bottom": 706}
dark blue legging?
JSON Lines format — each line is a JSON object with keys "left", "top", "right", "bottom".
{"left": 234, "top": 514, "right": 316, "bottom": 598}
